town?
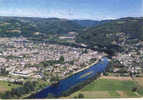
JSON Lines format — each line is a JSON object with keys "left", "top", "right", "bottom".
{"left": 0, "top": 37, "right": 105, "bottom": 83}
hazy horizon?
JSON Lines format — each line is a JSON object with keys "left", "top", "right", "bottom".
{"left": 0, "top": 15, "right": 143, "bottom": 21}
{"left": 0, "top": 0, "right": 142, "bottom": 20}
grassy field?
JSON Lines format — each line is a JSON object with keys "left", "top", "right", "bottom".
{"left": 0, "top": 81, "right": 21, "bottom": 93}
{"left": 134, "top": 77, "right": 143, "bottom": 96}
{"left": 62, "top": 77, "right": 143, "bottom": 98}
{"left": 135, "top": 77, "right": 143, "bottom": 87}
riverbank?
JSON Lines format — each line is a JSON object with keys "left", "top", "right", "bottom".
{"left": 29, "top": 57, "right": 109, "bottom": 98}
{"left": 71, "top": 59, "right": 99, "bottom": 76}
{"left": 25, "top": 58, "right": 102, "bottom": 99}
{"left": 62, "top": 76, "right": 143, "bottom": 98}
{"left": 100, "top": 76, "right": 132, "bottom": 81}
{"left": 63, "top": 52, "right": 108, "bottom": 79}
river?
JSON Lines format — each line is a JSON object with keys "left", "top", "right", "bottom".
{"left": 30, "top": 57, "right": 109, "bottom": 98}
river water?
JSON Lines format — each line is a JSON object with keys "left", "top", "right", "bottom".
{"left": 31, "top": 57, "right": 109, "bottom": 98}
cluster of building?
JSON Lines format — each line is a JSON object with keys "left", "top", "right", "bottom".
{"left": 112, "top": 37, "right": 143, "bottom": 75}
{"left": 0, "top": 37, "right": 102, "bottom": 81}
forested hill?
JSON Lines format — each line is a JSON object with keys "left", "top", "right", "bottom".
{"left": 76, "top": 17, "right": 143, "bottom": 54}
{"left": 76, "top": 17, "right": 143, "bottom": 45}
{"left": 0, "top": 17, "right": 82, "bottom": 37}
{"left": 0, "top": 16, "right": 143, "bottom": 46}
{"left": 0, "top": 16, "right": 114, "bottom": 38}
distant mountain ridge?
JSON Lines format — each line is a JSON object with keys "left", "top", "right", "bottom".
{"left": 0, "top": 16, "right": 142, "bottom": 41}
{"left": 73, "top": 19, "right": 112, "bottom": 27}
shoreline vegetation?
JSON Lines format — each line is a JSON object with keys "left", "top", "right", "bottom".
{"left": 2, "top": 55, "right": 143, "bottom": 99}
{"left": 27, "top": 58, "right": 104, "bottom": 99}
{"left": 62, "top": 76, "right": 143, "bottom": 98}
{"left": 0, "top": 58, "right": 102, "bottom": 99}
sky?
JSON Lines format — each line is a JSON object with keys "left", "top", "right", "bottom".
{"left": 0, "top": 0, "right": 142, "bottom": 20}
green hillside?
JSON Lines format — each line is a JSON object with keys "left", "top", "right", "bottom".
{"left": 0, "top": 17, "right": 82, "bottom": 37}
{"left": 76, "top": 17, "right": 143, "bottom": 54}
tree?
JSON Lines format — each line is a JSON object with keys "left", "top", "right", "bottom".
{"left": 50, "top": 75, "right": 60, "bottom": 84}
{"left": 2, "top": 91, "right": 12, "bottom": 99}
{"left": 0, "top": 68, "right": 9, "bottom": 76}
{"left": 82, "top": 49, "right": 88, "bottom": 54}
{"left": 73, "top": 96, "right": 78, "bottom": 98}
{"left": 69, "top": 60, "right": 74, "bottom": 65}
{"left": 78, "top": 93, "right": 84, "bottom": 98}
{"left": 132, "top": 87, "right": 138, "bottom": 92}
{"left": 59, "top": 56, "right": 64, "bottom": 63}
